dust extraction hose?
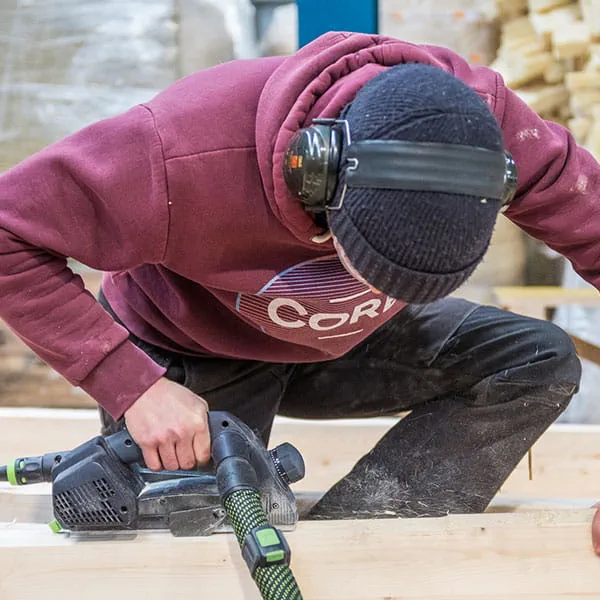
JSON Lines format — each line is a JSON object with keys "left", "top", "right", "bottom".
{"left": 223, "top": 489, "right": 303, "bottom": 600}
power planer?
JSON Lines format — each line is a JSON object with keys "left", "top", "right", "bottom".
{"left": 0, "top": 411, "right": 306, "bottom": 599}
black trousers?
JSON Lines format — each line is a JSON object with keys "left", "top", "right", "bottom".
{"left": 98, "top": 292, "right": 581, "bottom": 519}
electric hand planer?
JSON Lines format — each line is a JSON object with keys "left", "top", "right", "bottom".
{"left": 0, "top": 411, "right": 305, "bottom": 538}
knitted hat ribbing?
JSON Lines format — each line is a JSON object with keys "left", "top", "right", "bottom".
{"left": 328, "top": 63, "right": 504, "bottom": 304}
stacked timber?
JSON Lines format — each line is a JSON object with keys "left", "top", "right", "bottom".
{"left": 492, "top": 0, "right": 600, "bottom": 154}
{"left": 0, "top": 268, "right": 101, "bottom": 409}
{"left": 379, "top": 0, "right": 501, "bottom": 66}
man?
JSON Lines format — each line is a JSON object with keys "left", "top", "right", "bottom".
{"left": 0, "top": 32, "right": 596, "bottom": 536}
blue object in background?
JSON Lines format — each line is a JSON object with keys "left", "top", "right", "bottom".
{"left": 297, "top": 0, "right": 378, "bottom": 47}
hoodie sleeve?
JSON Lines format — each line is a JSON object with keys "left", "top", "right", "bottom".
{"left": 422, "top": 44, "right": 600, "bottom": 290}
{"left": 0, "top": 104, "right": 170, "bottom": 419}
{"left": 498, "top": 87, "right": 600, "bottom": 288}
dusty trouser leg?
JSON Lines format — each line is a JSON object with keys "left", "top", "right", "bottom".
{"left": 279, "top": 299, "right": 582, "bottom": 519}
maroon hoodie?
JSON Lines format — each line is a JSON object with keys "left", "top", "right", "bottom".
{"left": 1, "top": 32, "right": 599, "bottom": 419}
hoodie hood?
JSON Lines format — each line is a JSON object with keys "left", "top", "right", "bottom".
{"left": 255, "top": 32, "right": 460, "bottom": 244}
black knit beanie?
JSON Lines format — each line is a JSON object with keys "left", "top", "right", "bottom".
{"left": 328, "top": 63, "right": 504, "bottom": 304}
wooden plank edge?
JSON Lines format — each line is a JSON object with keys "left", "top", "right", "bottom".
{"left": 0, "top": 510, "right": 597, "bottom": 600}
{"left": 0, "top": 485, "right": 597, "bottom": 525}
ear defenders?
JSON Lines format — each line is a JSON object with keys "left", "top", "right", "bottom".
{"left": 283, "top": 118, "right": 518, "bottom": 213}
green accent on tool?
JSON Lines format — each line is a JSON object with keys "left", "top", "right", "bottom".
{"left": 266, "top": 550, "right": 285, "bottom": 564}
{"left": 232, "top": 491, "right": 298, "bottom": 598}
{"left": 48, "top": 520, "right": 62, "bottom": 534}
{"left": 6, "top": 460, "right": 17, "bottom": 486}
{"left": 256, "top": 528, "right": 280, "bottom": 548}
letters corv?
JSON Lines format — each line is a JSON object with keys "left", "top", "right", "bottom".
{"left": 268, "top": 295, "right": 397, "bottom": 333}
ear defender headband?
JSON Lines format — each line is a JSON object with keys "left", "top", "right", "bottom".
{"left": 283, "top": 118, "right": 518, "bottom": 213}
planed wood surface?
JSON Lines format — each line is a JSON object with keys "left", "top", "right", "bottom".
{"left": 0, "top": 408, "right": 597, "bottom": 599}
{"left": 493, "top": 286, "right": 600, "bottom": 320}
{"left": 0, "top": 510, "right": 597, "bottom": 599}
{"left": 0, "top": 483, "right": 595, "bottom": 526}
{"left": 0, "top": 409, "right": 599, "bottom": 499}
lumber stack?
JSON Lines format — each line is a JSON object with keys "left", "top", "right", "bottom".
{"left": 0, "top": 268, "right": 101, "bottom": 409}
{"left": 492, "top": 0, "right": 600, "bottom": 155}
{"left": 379, "top": 0, "right": 500, "bottom": 66}
{"left": 0, "top": 328, "right": 96, "bottom": 409}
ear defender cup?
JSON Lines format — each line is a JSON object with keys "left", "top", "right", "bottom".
{"left": 283, "top": 120, "right": 518, "bottom": 212}
{"left": 283, "top": 123, "right": 343, "bottom": 211}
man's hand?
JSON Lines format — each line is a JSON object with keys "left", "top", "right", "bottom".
{"left": 124, "top": 378, "right": 211, "bottom": 471}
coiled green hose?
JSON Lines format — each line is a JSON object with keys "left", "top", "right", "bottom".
{"left": 223, "top": 489, "right": 303, "bottom": 600}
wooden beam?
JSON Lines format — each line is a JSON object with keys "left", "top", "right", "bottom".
{"left": 566, "top": 70, "right": 600, "bottom": 91}
{"left": 492, "top": 286, "right": 600, "bottom": 365}
{"left": 571, "top": 334, "right": 600, "bottom": 366}
{"left": 492, "top": 286, "right": 600, "bottom": 320}
{"left": 553, "top": 22, "right": 592, "bottom": 61}
{"left": 515, "top": 83, "right": 569, "bottom": 115}
{"left": 493, "top": 286, "right": 600, "bottom": 303}
{"left": 491, "top": 52, "right": 554, "bottom": 88}
{"left": 528, "top": 0, "right": 576, "bottom": 14}
{"left": 0, "top": 408, "right": 599, "bottom": 499}
{"left": 568, "top": 116, "right": 593, "bottom": 143}
{"left": 0, "top": 408, "right": 101, "bottom": 462}
{"left": 0, "top": 510, "right": 596, "bottom": 599}
{"left": 1, "top": 484, "right": 595, "bottom": 527}
{"left": 0, "top": 486, "right": 54, "bottom": 524}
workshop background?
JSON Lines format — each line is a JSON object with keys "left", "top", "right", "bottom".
{"left": 1, "top": 0, "right": 600, "bottom": 421}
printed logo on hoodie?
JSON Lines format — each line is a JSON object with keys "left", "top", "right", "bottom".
{"left": 235, "top": 255, "right": 400, "bottom": 344}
